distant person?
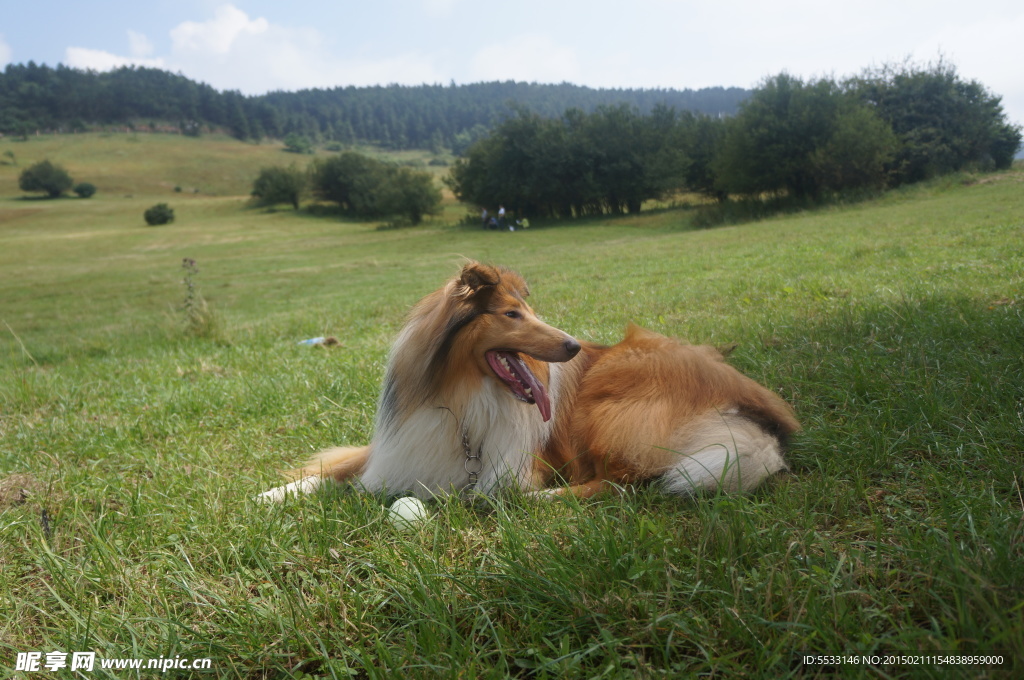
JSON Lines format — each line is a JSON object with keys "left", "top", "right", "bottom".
{"left": 498, "top": 205, "right": 506, "bottom": 229}
{"left": 517, "top": 217, "right": 530, "bottom": 229}
{"left": 481, "top": 208, "right": 488, "bottom": 229}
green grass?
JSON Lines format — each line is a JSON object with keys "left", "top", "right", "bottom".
{"left": 1, "top": 134, "right": 1023, "bottom": 678}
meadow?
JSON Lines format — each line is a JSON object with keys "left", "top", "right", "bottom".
{"left": 1, "top": 133, "right": 1022, "bottom": 678}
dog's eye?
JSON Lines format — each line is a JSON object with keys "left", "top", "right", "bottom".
{"left": 504, "top": 310, "right": 521, "bottom": 319}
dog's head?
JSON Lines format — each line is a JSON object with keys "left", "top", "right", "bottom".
{"left": 444, "top": 262, "right": 580, "bottom": 421}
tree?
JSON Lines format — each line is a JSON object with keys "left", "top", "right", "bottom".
{"left": 445, "top": 106, "right": 692, "bottom": 219}
{"left": 714, "top": 73, "right": 896, "bottom": 199}
{"left": 19, "top": 160, "right": 74, "bottom": 198}
{"left": 808, "top": 104, "right": 897, "bottom": 192}
{"left": 679, "top": 113, "right": 727, "bottom": 200}
{"left": 251, "top": 165, "right": 306, "bottom": 209}
{"left": 309, "top": 151, "right": 441, "bottom": 224}
{"left": 445, "top": 110, "right": 564, "bottom": 218}
{"left": 309, "top": 152, "right": 388, "bottom": 214}
{"left": 224, "top": 91, "right": 251, "bottom": 140}
{"left": 375, "top": 167, "right": 443, "bottom": 225}
{"left": 849, "top": 59, "right": 1023, "bottom": 183}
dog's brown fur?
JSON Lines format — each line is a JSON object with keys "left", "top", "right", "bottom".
{"left": 259, "top": 262, "right": 798, "bottom": 502}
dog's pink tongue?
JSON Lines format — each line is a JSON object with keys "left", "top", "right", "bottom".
{"left": 523, "top": 367, "right": 551, "bottom": 422}
{"left": 486, "top": 351, "right": 552, "bottom": 422}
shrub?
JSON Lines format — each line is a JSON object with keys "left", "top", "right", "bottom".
{"left": 309, "top": 151, "right": 441, "bottom": 225}
{"left": 19, "top": 160, "right": 73, "bottom": 198}
{"left": 73, "top": 182, "right": 97, "bottom": 198}
{"left": 375, "top": 166, "right": 443, "bottom": 225}
{"left": 309, "top": 152, "right": 388, "bottom": 213}
{"left": 144, "top": 203, "right": 175, "bottom": 226}
{"left": 283, "top": 133, "right": 313, "bottom": 154}
{"left": 251, "top": 165, "right": 306, "bottom": 209}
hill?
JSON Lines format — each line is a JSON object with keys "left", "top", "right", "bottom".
{"left": 0, "top": 62, "right": 749, "bottom": 150}
{"left": 1, "top": 133, "right": 1021, "bottom": 675}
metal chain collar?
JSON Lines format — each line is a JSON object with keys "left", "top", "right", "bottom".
{"left": 462, "top": 427, "right": 483, "bottom": 492}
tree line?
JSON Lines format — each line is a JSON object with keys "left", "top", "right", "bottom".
{"left": 446, "top": 61, "right": 1022, "bottom": 219}
{"left": 0, "top": 62, "right": 748, "bottom": 150}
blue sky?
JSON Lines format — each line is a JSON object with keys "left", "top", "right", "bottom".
{"left": 2, "top": 1, "right": 1022, "bottom": 126}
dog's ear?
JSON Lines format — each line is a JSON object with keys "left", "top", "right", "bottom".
{"left": 456, "top": 262, "right": 500, "bottom": 298}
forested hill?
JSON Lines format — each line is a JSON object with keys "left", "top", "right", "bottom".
{"left": 0, "top": 62, "right": 749, "bottom": 150}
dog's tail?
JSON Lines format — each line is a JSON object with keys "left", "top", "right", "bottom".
{"left": 660, "top": 412, "right": 788, "bottom": 496}
{"left": 257, "top": 446, "right": 369, "bottom": 504}
{"left": 293, "top": 445, "right": 370, "bottom": 482}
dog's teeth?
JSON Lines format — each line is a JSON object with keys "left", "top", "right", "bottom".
{"left": 524, "top": 386, "right": 533, "bottom": 397}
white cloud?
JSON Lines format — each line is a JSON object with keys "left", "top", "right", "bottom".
{"left": 128, "top": 30, "right": 155, "bottom": 58}
{"left": 160, "top": 4, "right": 444, "bottom": 92}
{"left": 0, "top": 34, "right": 11, "bottom": 66}
{"left": 64, "top": 46, "right": 165, "bottom": 72}
{"left": 470, "top": 34, "right": 580, "bottom": 83}
{"left": 170, "top": 4, "right": 268, "bottom": 56}
{"left": 56, "top": 4, "right": 446, "bottom": 93}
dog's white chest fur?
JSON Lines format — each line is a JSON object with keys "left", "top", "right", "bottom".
{"left": 359, "top": 368, "right": 560, "bottom": 499}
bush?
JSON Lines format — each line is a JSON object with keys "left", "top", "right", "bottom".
{"left": 309, "top": 151, "right": 441, "bottom": 225}
{"left": 73, "top": 182, "right": 97, "bottom": 198}
{"left": 251, "top": 165, "right": 306, "bottom": 209}
{"left": 309, "top": 152, "right": 387, "bottom": 213}
{"left": 144, "top": 203, "right": 175, "bottom": 226}
{"left": 283, "top": 133, "right": 313, "bottom": 154}
{"left": 375, "top": 166, "right": 443, "bottom": 225}
{"left": 19, "top": 160, "right": 73, "bottom": 198}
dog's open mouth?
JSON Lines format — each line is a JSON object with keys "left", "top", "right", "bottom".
{"left": 485, "top": 350, "right": 552, "bottom": 422}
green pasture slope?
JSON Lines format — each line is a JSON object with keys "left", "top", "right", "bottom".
{"left": 1, "top": 133, "right": 1022, "bottom": 678}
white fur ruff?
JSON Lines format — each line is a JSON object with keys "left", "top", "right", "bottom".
{"left": 360, "top": 365, "right": 561, "bottom": 499}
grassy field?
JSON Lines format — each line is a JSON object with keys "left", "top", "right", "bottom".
{"left": 1, "top": 133, "right": 1022, "bottom": 678}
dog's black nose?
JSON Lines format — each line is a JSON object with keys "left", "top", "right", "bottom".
{"left": 564, "top": 338, "right": 581, "bottom": 357}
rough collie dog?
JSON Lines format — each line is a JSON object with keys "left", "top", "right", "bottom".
{"left": 259, "top": 262, "right": 799, "bottom": 503}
